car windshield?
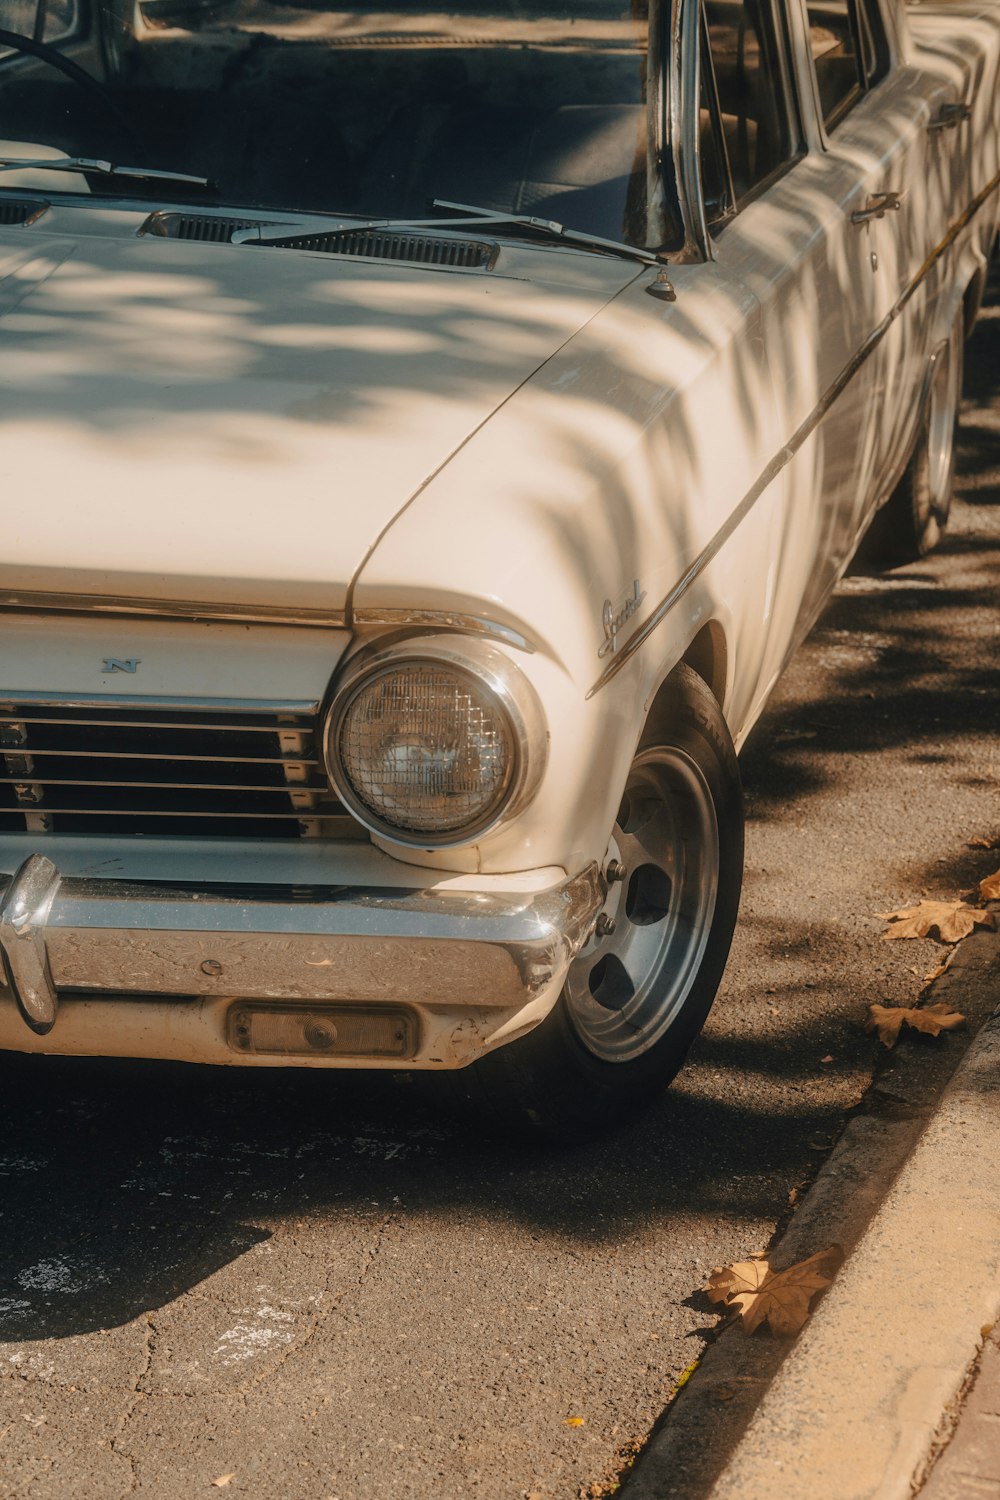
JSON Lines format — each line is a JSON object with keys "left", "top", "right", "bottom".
{"left": 0, "top": 0, "right": 680, "bottom": 250}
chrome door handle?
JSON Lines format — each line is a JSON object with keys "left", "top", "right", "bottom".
{"left": 928, "top": 101, "right": 971, "bottom": 132}
{"left": 850, "top": 191, "right": 903, "bottom": 225}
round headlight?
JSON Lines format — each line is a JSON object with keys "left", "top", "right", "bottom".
{"left": 325, "top": 637, "right": 546, "bottom": 846}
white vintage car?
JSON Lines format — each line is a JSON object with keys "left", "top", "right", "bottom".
{"left": 0, "top": 0, "right": 996, "bottom": 1136}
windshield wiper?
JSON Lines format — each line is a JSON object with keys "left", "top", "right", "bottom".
{"left": 0, "top": 156, "right": 214, "bottom": 189}
{"left": 432, "top": 200, "right": 668, "bottom": 267}
{"left": 232, "top": 199, "right": 667, "bottom": 268}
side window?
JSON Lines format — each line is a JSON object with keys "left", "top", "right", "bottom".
{"left": 0, "top": 0, "right": 81, "bottom": 55}
{"left": 2, "top": 2, "right": 40, "bottom": 42}
{"left": 43, "top": 0, "right": 82, "bottom": 44}
{"left": 806, "top": 0, "right": 888, "bottom": 130}
{"left": 700, "top": 0, "right": 801, "bottom": 217}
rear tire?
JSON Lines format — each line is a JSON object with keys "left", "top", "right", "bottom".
{"left": 441, "top": 665, "right": 744, "bottom": 1142}
{"left": 864, "top": 314, "right": 963, "bottom": 566}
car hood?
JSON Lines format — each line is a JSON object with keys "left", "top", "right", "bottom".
{"left": 0, "top": 227, "right": 636, "bottom": 616}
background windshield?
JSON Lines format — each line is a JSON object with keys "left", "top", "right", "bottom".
{"left": 0, "top": 0, "right": 672, "bottom": 248}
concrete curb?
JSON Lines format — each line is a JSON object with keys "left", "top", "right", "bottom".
{"left": 708, "top": 996, "right": 1000, "bottom": 1500}
{"left": 623, "top": 925, "right": 1000, "bottom": 1500}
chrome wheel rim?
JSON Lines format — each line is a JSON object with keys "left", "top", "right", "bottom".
{"left": 926, "top": 332, "right": 960, "bottom": 505}
{"left": 563, "top": 745, "right": 720, "bottom": 1063}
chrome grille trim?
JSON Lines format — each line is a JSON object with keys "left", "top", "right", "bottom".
{"left": 0, "top": 692, "right": 320, "bottom": 712}
{"left": 0, "top": 590, "right": 347, "bottom": 628}
{"left": 0, "top": 700, "right": 364, "bottom": 841}
{"left": 0, "top": 713, "right": 319, "bottom": 736}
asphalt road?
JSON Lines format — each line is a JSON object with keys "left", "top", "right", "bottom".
{"left": 0, "top": 273, "right": 997, "bottom": 1500}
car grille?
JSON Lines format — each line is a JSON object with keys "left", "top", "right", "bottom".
{"left": 0, "top": 701, "right": 360, "bottom": 840}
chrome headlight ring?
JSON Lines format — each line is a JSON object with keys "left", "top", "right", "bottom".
{"left": 323, "top": 634, "right": 548, "bottom": 848}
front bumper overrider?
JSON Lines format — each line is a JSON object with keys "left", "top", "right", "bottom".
{"left": 0, "top": 855, "right": 603, "bottom": 1068}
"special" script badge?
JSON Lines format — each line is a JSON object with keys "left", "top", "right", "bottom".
{"left": 598, "top": 580, "right": 645, "bottom": 658}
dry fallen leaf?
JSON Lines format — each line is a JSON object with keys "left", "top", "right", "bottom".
{"left": 923, "top": 950, "right": 956, "bottom": 988}
{"left": 564, "top": 1417, "right": 586, "bottom": 1428}
{"left": 211, "top": 1479, "right": 236, "bottom": 1491}
{"left": 705, "top": 1247, "right": 843, "bottom": 1336}
{"left": 878, "top": 900, "right": 995, "bottom": 944}
{"left": 979, "top": 868, "right": 1000, "bottom": 901}
{"left": 866, "top": 1001, "right": 966, "bottom": 1049}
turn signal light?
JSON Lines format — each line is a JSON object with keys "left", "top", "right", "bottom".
{"left": 227, "top": 1004, "right": 416, "bottom": 1059}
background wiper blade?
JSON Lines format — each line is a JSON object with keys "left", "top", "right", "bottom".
{"left": 433, "top": 199, "right": 667, "bottom": 266}
{"left": 232, "top": 213, "right": 516, "bottom": 246}
{"left": 0, "top": 156, "right": 214, "bottom": 188}
{"left": 232, "top": 217, "right": 393, "bottom": 245}
{"left": 234, "top": 205, "right": 667, "bottom": 267}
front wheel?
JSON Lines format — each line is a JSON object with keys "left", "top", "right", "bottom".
{"left": 443, "top": 665, "right": 744, "bottom": 1141}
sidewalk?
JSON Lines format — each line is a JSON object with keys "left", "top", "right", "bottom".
{"left": 920, "top": 1326, "right": 1000, "bottom": 1499}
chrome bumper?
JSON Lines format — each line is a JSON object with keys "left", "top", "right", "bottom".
{"left": 0, "top": 855, "right": 603, "bottom": 1065}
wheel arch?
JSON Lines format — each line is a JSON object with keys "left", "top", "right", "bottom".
{"left": 943, "top": 237, "right": 990, "bottom": 344}
{"left": 681, "top": 620, "right": 729, "bottom": 709}
{"left": 639, "top": 621, "right": 730, "bottom": 752}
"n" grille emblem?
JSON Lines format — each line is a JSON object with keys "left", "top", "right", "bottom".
{"left": 101, "top": 658, "right": 141, "bottom": 673}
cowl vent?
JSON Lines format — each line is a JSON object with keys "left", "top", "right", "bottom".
{"left": 0, "top": 198, "right": 48, "bottom": 227}
{"left": 263, "top": 229, "right": 499, "bottom": 270}
{"left": 141, "top": 212, "right": 265, "bottom": 241}
{"left": 140, "top": 212, "right": 498, "bottom": 269}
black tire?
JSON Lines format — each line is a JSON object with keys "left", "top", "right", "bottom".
{"left": 863, "top": 314, "right": 964, "bottom": 567}
{"left": 441, "top": 664, "right": 744, "bottom": 1142}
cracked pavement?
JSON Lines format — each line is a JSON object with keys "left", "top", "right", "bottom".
{"left": 0, "top": 276, "right": 997, "bottom": 1499}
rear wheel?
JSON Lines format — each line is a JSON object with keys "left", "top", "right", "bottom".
{"left": 864, "top": 315, "right": 964, "bottom": 565}
{"left": 442, "top": 665, "right": 744, "bottom": 1141}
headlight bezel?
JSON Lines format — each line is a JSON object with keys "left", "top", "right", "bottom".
{"left": 322, "top": 633, "right": 548, "bottom": 848}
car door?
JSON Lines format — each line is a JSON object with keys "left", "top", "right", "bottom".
{"left": 800, "top": 0, "right": 960, "bottom": 537}
{"left": 853, "top": 0, "right": 999, "bottom": 510}
{"left": 698, "top": 0, "right": 894, "bottom": 695}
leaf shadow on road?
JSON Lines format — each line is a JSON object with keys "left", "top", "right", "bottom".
{"left": 0, "top": 990, "right": 857, "bottom": 1346}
